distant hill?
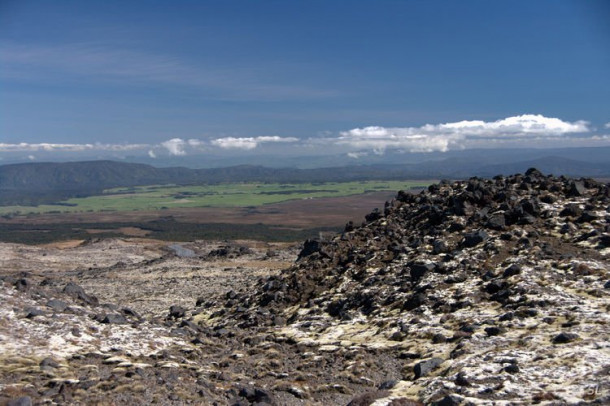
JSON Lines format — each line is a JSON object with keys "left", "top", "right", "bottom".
{"left": 1, "top": 156, "right": 609, "bottom": 205}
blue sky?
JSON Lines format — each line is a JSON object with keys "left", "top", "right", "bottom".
{"left": 1, "top": 0, "right": 609, "bottom": 162}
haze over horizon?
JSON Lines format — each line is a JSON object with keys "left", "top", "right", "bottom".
{"left": 1, "top": 0, "right": 609, "bottom": 165}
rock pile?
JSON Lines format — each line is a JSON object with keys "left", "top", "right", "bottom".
{"left": 210, "top": 169, "right": 610, "bottom": 404}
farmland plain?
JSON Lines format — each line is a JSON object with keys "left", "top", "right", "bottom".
{"left": 0, "top": 180, "right": 431, "bottom": 243}
{"left": 0, "top": 180, "right": 429, "bottom": 216}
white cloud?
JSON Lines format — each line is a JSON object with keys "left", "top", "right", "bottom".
{"left": 339, "top": 126, "right": 460, "bottom": 153}
{"left": 187, "top": 139, "right": 205, "bottom": 147}
{"left": 0, "top": 142, "right": 148, "bottom": 152}
{"left": 28, "top": 155, "right": 36, "bottom": 160}
{"left": 160, "top": 138, "right": 186, "bottom": 156}
{"left": 430, "top": 114, "right": 589, "bottom": 136}
{"left": 338, "top": 114, "right": 591, "bottom": 154}
{"left": 211, "top": 136, "right": 298, "bottom": 150}
{"left": 605, "top": 122, "right": 610, "bottom": 129}
{"left": 347, "top": 152, "right": 368, "bottom": 159}
{"left": 0, "top": 115, "right": 604, "bottom": 162}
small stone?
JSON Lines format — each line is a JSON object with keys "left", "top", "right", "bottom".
{"left": 487, "top": 214, "right": 506, "bottom": 230}
{"left": 40, "top": 357, "right": 60, "bottom": 370}
{"left": 462, "top": 230, "right": 489, "bottom": 248}
{"left": 46, "top": 299, "right": 68, "bottom": 312}
{"left": 604, "top": 281, "right": 610, "bottom": 289}
{"left": 431, "top": 395, "right": 462, "bottom": 406}
{"left": 499, "top": 312, "right": 514, "bottom": 321}
{"left": 238, "top": 386, "right": 274, "bottom": 404}
{"left": 409, "top": 263, "right": 436, "bottom": 280}
{"left": 485, "top": 326, "right": 504, "bottom": 336}
{"left": 560, "top": 204, "right": 582, "bottom": 218}
{"left": 455, "top": 372, "right": 470, "bottom": 386}
{"left": 485, "top": 280, "right": 506, "bottom": 294}
{"left": 14, "top": 278, "right": 29, "bottom": 291}
{"left": 413, "top": 357, "right": 444, "bottom": 379}
{"left": 568, "top": 180, "right": 586, "bottom": 197}
{"left": 169, "top": 305, "right": 186, "bottom": 319}
{"left": 432, "top": 240, "right": 449, "bottom": 254}
{"left": 504, "top": 364, "right": 520, "bottom": 374}
{"left": 121, "top": 307, "right": 141, "bottom": 318}
{"left": 63, "top": 282, "right": 98, "bottom": 305}
{"left": 502, "top": 264, "right": 521, "bottom": 278}
{"left": 25, "top": 307, "right": 45, "bottom": 318}
{"left": 459, "top": 324, "right": 476, "bottom": 333}
{"left": 553, "top": 332, "right": 579, "bottom": 344}
{"left": 378, "top": 380, "right": 398, "bottom": 390}
{"left": 577, "top": 211, "right": 598, "bottom": 223}
{"left": 101, "top": 313, "right": 128, "bottom": 324}
{"left": 403, "top": 293, "right": 427, "bottom": 311}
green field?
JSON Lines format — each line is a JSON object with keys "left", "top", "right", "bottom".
{"left": 0, "top": 180, "right": 430, "bottom": 216}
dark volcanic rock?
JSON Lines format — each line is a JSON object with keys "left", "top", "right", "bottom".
{"left": 237, "top": 386, "right": 275, "bottom": 404}
{"left": 14, "top": 278, "right": 29, "bottom": 291}
{"left": 568, "top": 180, "right": 586, "bottom": 197}
{"left": 63, "top": 282, "right": 98, "bottom": 306}
{"left": 297, "top": 239, "right": 322, "bottom": 260}
{"left": 486, "top": 213, "right": 506, "bottom": 230}
{"left": 502, "top": 264, "right": 521, "bottom": 278}
{"left": 46, "top": 299, "right": 68, "bottom": 312}
{"left": 553, "top": 332, "right": 579, "bottom": 344}
{"left": 409, "top": 262, "right": 436, "bottom": 280}
{"left": 168, "top": 305, "right": 186, "bottom": 319}
{"left": 431, "top": 395, "right": 463, "bottom": 406}
{"left": 101, "top": 313, "right": 128, "bottom": 324}
{"left": 461, "top": 230, "right": 489, "bottom": 247}
{"left": 413, "top": 357, "right": 444, "bottom": 379}
{"left": 25, "top": 307, "right": 45, "bottom": 318}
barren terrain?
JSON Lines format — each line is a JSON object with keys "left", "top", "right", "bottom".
{"left": 1, "top": 171, "right": 609, "bottom": 405}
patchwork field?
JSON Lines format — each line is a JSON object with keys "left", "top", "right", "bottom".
{"left": 0, "top": 180, "right": 429, "bottom": 216}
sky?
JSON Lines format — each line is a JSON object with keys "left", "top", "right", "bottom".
{"left": 1, "top": 0, "right": 609, "bottom": 165}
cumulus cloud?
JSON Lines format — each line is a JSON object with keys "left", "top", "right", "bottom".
{"left": 339, "top": 126, "right": 460, "bottom": 153}
{"left": 605, "top": 122, "right": 610, "bottom": 129}
{"left": 148, "top": 150, "right": 156, "bottom": 158}
{"left": 429, "top": 114, "right": 589, "bottom": 137}
{"left": 338, "top": 114, "right": 591, "bottom": 154}
{"left": 211, "top": 136, "right": 298, "bottom": 150}
{"left": 160, "top": 138, "right": 186, "bottom": 156}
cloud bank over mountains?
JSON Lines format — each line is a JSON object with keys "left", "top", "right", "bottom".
{"left": 1, "top": 114, "right": 606, "bottom": 161}
{"left": 338, "top": 114, "right": 592, "bottom": 155}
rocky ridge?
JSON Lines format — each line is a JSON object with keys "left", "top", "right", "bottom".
{"left": 206, "top": 169, "right": 610, "bottom": 404}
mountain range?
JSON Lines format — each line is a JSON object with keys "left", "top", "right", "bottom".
{"left": 1, "top": 151, "right": 609, "bottom": 206}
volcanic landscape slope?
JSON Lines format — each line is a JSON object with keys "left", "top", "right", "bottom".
{"left": 1, "top": 169, "right": 609, "bottom": 405}
{"left": 208, "top": 169, "right": 610, "bottom": 404}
